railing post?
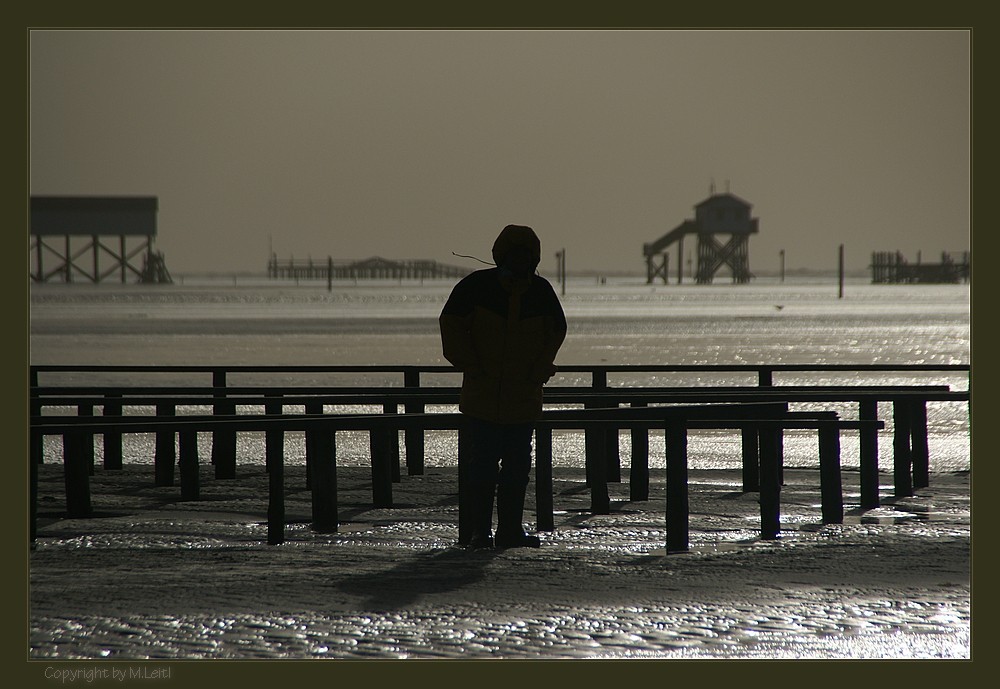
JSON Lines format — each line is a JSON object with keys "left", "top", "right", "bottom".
{"left": 629, "top": 403, "right": 649, "bottom": 502}
{"left": 179, "top": 430, "right": 200, "bottom": 501}
{"left": 664, "top": 418, "right": 688, "bottom": 553}
{"left": 264, "top": 395, "right": 282, "bottom": 474}
{"left": 892, "top": 399, "right": 913, "bottom": 498}
{"left": 304, "top": 401, "right": 323, "bottom": 490}
{"left": 369, "top": 422, "right": 394, "bottom": 509}
{"left": 212, "top": 370, "right": 237, "bottom": 480}
{"left": 266, "top": 420, "right": 285, "bottom": 545}
{"left": 154, "top": 403, "right": 176, "bottom": 487}
{"left": 585, "top": 420, "right": 610, "bottom": 515}
{"left": 78, "top": 404, "right": 95, "bottom": 476}
{"left": 403, "top": 368, "right": 425, "bottom": 476}
{"left": 63, "top": 431, "right": 92, "bottom": 518}
{"left": 749, "top": 371, "right": 775, "bottom": 494}
{"left": 102, "top": 394, "right": 123, "bottom": 470}
{"left": 606, "top": 424, "right": 621, "bottom": 483}
{"left": 910, "top": 400, "right": 930, "bottom": 489}
{"left": 584, "top": 401, "right": 619, "bottom": 490}
{"left": 583, "top": 401, "right": 617, "bottom": 488}
{"left": 583, "top": 403, "right": 595, "bottom": 487}
{"left": 534, "top": 425, "right": 554, "bottom": 532}
{"left": 818, "top": 423, "right": 843, "bottom": 524}
{"left": 385, "top": 403, "right": 401, "bottom": 483}
{"left": 592, "top": 369, "right": 608, "bottom": 390}
{"left": 307, "top": 423, "right": 338, "bottom": 533}
{"left": 740, "top": 429, "right": 760, "bottom": 492}
{"left": 778, "top": 404, "right": 787, "bottom": 486}
{"left": 858, "top": 399, "right": 880, "bottom": 509}
{"left": 759, "top": 421, "right": 781, "bottom": 540}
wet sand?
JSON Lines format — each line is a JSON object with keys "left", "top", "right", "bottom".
{"left": 28, "top": 458, "right": 971, "bottom": 662}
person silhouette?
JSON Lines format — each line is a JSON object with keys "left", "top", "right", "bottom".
{"left": 440, "top": 225, "right": 567, "bottom": 550}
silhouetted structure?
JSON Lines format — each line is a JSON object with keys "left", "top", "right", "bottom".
{"left": 870, "top": 251, "right": 970, "bottom": 284}
{"left": 268, "top": 255, "right": 469, "bottom": 280}
{"left": 31, "top": 362, "right": 968, "bottom": 549}
{"left": 30, "top": 196, "right": 171, "bottom": 284}
{"left": 644, "top": 191, "right": 759, "bottom": 284}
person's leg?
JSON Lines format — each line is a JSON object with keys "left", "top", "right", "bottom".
{"left": 495, "top": 423, "right": 540, "bottom": 548}
{"left": 465, "top": 417, "right": 502, "bottom": 549}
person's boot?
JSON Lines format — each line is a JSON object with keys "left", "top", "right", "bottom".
{"left": 465, "top": 482, "right": 496, "bottom": 551}
{"left": 494, "top": 483, "right": 540, "bottom": 549}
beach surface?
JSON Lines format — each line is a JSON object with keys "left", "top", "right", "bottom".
{"left": 29, "top": 459, "right": 971, "bottom": 662}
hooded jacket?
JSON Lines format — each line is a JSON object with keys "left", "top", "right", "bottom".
{"left": 439, "top": 225, "right": 567, "bottom": 423}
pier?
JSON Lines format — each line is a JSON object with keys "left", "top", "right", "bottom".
{"left": 267, "top": 255, "right": 470, "bottom": 281}
{"left": 870, "top": 251, "right": 970, "bottom": 284}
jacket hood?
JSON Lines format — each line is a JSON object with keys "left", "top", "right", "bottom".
{"left": 491, "top": 224, "right": 541, "bottom": 270}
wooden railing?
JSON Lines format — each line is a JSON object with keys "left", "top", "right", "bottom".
{"left": 29, "top": 363, "right": 969, "bottom": 551}
{"left": 31, "top": 403, "right": 884, "bottom": 552}
{"left": 30, "top": 362, "right": 971, "bottom": 389}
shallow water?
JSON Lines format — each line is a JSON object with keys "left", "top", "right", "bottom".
{"left": 30, "top": 276, "right": 972, "bottom": 473}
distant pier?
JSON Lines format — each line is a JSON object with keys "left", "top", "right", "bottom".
{"left": 870, "top": 251, "right": 970, "bottom": 284}
{"left": 267, "top": 255, "right": 470, "bottom": 281}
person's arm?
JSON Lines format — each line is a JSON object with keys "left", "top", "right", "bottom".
{"left": 528, "top": 281, "right": 567, "bottom": 383}
{"left": 439, "top": 277, "right": 482, "bottom": 373}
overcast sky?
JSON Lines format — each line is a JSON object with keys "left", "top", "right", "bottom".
{"left": 29, "top": 29, "right": 970, "bottom": 276}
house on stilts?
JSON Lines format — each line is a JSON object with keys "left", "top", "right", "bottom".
{"left": 643, "top": 190, "right": 759, "bottom": 284}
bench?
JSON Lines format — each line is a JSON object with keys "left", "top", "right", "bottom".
{"left": 31, "top": 383, "right": 967, "bottom": 505}
{"left": 31, "top": 402, "right": 883, "bottom": 553}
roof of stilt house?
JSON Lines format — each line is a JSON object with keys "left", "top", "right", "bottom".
{"left": 694, "top": 192, "right": 753, "bottom": 210}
